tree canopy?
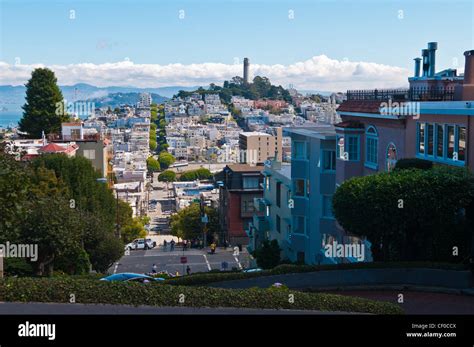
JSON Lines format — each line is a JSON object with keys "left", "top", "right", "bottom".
{"left": 170, "top": 203, "right": 218, "bottom": 240}
{"left": 158, "top": 151, "right": 176, "bottom": 169}
{"left": 158, "top": 170, "right": 176, "bottom": 182}
{"left": 332, "top": 166, "right": 474, "bottom": 262}
{"left": 19, "top": 68, "right": 69, "bottom": 138}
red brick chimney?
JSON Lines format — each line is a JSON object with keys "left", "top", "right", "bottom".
{"left": 462, "top": 50, "right": 474, "bottom": 100}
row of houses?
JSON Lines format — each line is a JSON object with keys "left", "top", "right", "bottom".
{"left": 217, "top": 43, "right": 474, "bottom": 265}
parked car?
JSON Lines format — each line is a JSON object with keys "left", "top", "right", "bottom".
{"left": 242, "top": 268, "right": 263, "bottom": 273}
{"left": 124, "top": 238, "right": 155, "bottom": 251}
{"left": 100, "top": 273, "right": 165, "bottom": 283}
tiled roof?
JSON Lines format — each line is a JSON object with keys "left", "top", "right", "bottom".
{"left": 337, "top": 100, "right": 382, "bottom": 114}
{"left": 40, "top": 143, "right": 78, "bottom": 153}
{"left": 40, "top": 143, "right": 68, "bottom": 153}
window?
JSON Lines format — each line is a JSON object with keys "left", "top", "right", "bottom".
{"left": 337, "top": 136, "right": 344, "bottom": 159}
{"left": 276, "top": 182, "right": 282, "bottom": 207}
{"left": 243, "top": 176, "right": 259, "bottom": 189}
{"left": 427, "top": 123, "right": 434, "bottom": 156}
{"left": 418, "top": 123, "right": 425, "bottom": 154}
{"left": 458, "top": 126, "right": 466, "bottom": 161}
{"left": 347, "top": 135, "right": 360, "bottom": 161}
{"left": 322, "top": 150, "right": 336, "bottom": 171}
{"left": 322, "top": 195, "right": 334, "bottom": 218}
{"left": 418, "top": 123, "right": 466, "bottom": 164}
{"left": 276, "top": 215, "right": 281, "bottom": 233}
{"left": 83, "top": 149, "right": 96, "bottom": 160}
{"left": 365, "top": 126, "right": 378, "bottom": 168}
{"left": 242, "top": 198, "right": 255, "bottom": 214}
{"left": 436, "top": 124, "right": 444, "bottom": 157}
{"left": 293, "top": 141, "right": 307, "bottom": 159}
{"left": 386, "top": 143, "right": 398, "bottom": 172}
{"left": 447, "top": 125, "right": 455, "bottom": 159}
{"left": 294, "top": 216, "right": 306, "bottom": 234}
{"left": 294, "top": 179, "right": 305, "bottom": 196}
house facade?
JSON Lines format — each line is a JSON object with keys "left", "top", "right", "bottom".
{"left": 216, "top": 164, "right": 264, "bottom": 246}
{"left": 336, "top": 43, "right": 474, "bottom": 185}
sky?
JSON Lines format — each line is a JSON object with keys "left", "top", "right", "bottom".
{"left": 0, "top": 0, "right": 473, "bottom": 91}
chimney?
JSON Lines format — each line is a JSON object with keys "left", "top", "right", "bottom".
{"left": 427, "top": 42, "right": 438, "bottom": 77}
{"left": 414, "top": 58, "right": 421, "bottom": 78}
{"left": 422, "top": 49, "right": 429, "bottom": 77}
{"left": 462, "top": 50, "right": 474, "bottom": 100}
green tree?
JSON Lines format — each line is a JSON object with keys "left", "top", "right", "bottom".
{"left": 147, "top": 156, "right": 160, "bottom": 172}
{"left": 332, "top": 166, "right": 474, "bottom": 262}
{"left": 179, "top": 168, "right": 213, "bottom": 181}
{"left": 19, "top": 68, "right": 69, "bottom": 138}
{"left": 170, "top": 203, "right": 218, "bottom": 240}
{"left": 121, "top": 218, "right": 147, "bottom": 244}
{"left": 32, "top": 154, "right": 123, "bottom": 272}
{"left": 158, "top": 151, "right": 176, "bottom": 169}
{"left": 22, "top": 166, "right": 84, "bottom": 276}
{"left": 253, "top": 240, "right": 281, "bottom": 269}
{"left": 158, "top": 170, "right": 176, "bottom": 182}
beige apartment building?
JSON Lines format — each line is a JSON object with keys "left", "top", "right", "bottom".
{"left": 239, "top": 128, "right": 282, "bottom": 164}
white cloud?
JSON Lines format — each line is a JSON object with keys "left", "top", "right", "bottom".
{"left": 0, "top": 55, "right": 409, "bottom": 91}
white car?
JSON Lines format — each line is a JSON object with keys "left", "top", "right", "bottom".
{"left": 125, "top": 238, "right": 156, "bottom": 251}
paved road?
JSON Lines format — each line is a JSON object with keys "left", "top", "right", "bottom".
{"left": 0, "top": 302, "right": 354, "bottom": 315}
{"left": 111, "top": 247, "right": 250, "bottom": 275}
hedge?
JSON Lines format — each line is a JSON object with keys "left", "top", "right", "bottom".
{"left": 394, "top": 158, "right": 433, "bottom": 171}
{"left": 0, "top": 277, "right": 403, "bottom": 314}
{"left": 166, "top": 262, "right": 469, "bottom": 286}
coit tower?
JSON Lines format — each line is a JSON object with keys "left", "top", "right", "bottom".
{"left": 243, "top": 58, "right": 249, "bottom": 84}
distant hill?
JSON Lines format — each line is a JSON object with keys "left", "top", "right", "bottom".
{"left": 0, "top": 83, "right": 200, "bottom": 113}
{"left": 80, "top": 92, "right": 168, "bottom": 108}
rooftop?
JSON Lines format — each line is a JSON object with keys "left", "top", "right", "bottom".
{"left": 226, "top": 164, "right": 265, "bottom": 173}
{"left": 283, "top": 126, "right": 336, "bottom": 140}
{"left": 240, "top": 131, "right": 271, "bottom": 137}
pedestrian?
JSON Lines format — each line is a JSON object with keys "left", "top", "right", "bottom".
{"left": 186, "top": 265, "right": 191, "bottom": 275}
{"left": 163, "top": 240, "right": 167, "bottom": 251}
{"left": 152, "top": 263, "right": 157, "bottom": 274}
{"left": 170, "top": 239, "right": 175, "bottom": 252}
{"left": 210, "top": 242, "right": 216, "bottom": 254}
{"left": 183, "top": 239, "right": 187, "bottom": 251}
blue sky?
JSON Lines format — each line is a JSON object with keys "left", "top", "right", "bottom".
{"left": 0, "top": 0, "right": 473, "bottom": 89}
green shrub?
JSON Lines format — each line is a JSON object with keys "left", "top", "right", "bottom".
{"left": 394, "top": 158, "right": 433, "bottom": 171}
{"left": 0, "top": 277, "right": 403, "bottom": 314}
{"left": 253, "top": 240, "right": 281, "bottom": 269}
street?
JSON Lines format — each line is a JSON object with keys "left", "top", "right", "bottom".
{"left": 111, "top": 246, "right": 249, "bottom": 275}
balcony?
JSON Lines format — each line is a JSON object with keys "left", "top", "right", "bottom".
{"left": 346, "top": 87, "right": 455, "bottom": 102}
